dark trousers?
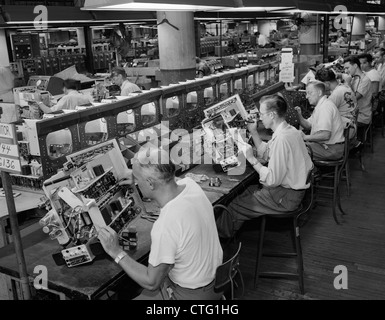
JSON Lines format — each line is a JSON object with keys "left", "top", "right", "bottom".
{"left": 306, "top": 142, "right": 344, "bottom": 161}
{"left": 216, "top": 185, "right": 306, "bottom": 238}
{"left": 134, "top": 277, "right": 221, "bottom": 300}
{"left": 357, "top": 122, "right": 369, "bottom": 143}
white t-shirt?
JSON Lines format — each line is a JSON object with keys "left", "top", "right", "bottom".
{"left": 351, "top": 74, "right": 372, "bottom": 124}
{"left": 328, "top": 84, "right": 357, "bottom": 124}
{"left": 148, "top": 177, "right": 223, "bottom": 289}
{"left": 364, "top": 68, "right": 381, "bottom": 95}
{"left": 51, "top": 90, "right": 92, "bottom": 112}
{"left": 120, "top": 80, "right": 141, "bottom": 96}
{"left": 258, "top": 34, "right": 268, "bottom": 47}
{"left": 307, "top": 96, "right": 345, "bottom": 145}
{"left": 376, "top": 63, "right": 385, "bottom": 91}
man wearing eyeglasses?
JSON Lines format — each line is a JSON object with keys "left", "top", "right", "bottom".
{"left": 217, "top": 94, "right": 313, "bottom": 238}
{"left": 295, "top": 81, "right": 345, "bottom": 161}
{"left": 111, "top": 67, "right": 141, "bottom": 96}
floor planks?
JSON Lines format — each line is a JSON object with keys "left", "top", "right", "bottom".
{"left": 236, "top": 128, "right": 385, "bottom": 300}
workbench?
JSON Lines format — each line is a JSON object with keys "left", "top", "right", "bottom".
{"left": 0, "top": 187, "right": 44, "bottom": 248}
{"left": 0, "top": 164, "right": 258, "bottom": 300}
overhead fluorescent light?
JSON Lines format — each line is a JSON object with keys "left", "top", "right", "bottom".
{"left": 277, "top": 9, "right": 385, "bottom": 15}
{"left": 82, "top": 0, "right": 234, "bottom": 11}
{"left": 275, "top": 9, "right": 331, "bottom": 14}
{"left": 195, "top": 17, "right": 255, "bottom": 21}
{"left": 6, "top": 20, "right": 94, "bottom": 24}
{"left": 210, "top": 0, "right": 297, "bottom": 12}
{"left": 213, "top": 7, "right": 296, "bottom": 12}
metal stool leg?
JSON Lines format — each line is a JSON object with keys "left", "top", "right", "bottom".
{"left": 370, "top": 124, "right": 374, "bottom": 153}
{"left": 381, "top": 105, "right": 384, "bottom": 138}
{"left": 293, "top": 218, "right": 304, "bottom": 295}
{"left": 359, "top": 150, "right": 366, "bottom": 171}
{"left": 332, "top": 166, "right": 340, "bottom": 224}
{"left": 254, "top": 216, "right": 266, "bottom": 288}
{"left": 345, "top": 161, "right": 351, "bottom": 197}
{"left": 337, "top": 165, "right": 347, "bottom": 216}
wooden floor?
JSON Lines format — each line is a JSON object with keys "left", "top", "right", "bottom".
{"left": 236, "top": 128, "right": 385, "bottom": 300}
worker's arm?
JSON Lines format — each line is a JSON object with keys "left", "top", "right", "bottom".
{"left": 247, "top": 119, "right": 263, "bottom": 150}
{"left": 36, "top": 101, "right": 54, "bottom": 114}
{"left": 294, "top": 106, "right": 312, "bottom": 130}
{"left": 98, "top": 226, "right": 173, "bottom": 291}
{"left": 371, "top": 81, "right": 380, "bottom": 99}
{"left": 355, "top": 92, "right": 363, "bottom": 100}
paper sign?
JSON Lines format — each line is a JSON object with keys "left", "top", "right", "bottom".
{"left": 0, "top": 143, "right": 19, "bottom": 157}
{"left": 0, "top": 123, "right": 22, "bottom": 174}
{"left": 0, "top": 156, "right": 21, "bottom": 173}
{"left": 0, "top": 123, "right": 15, "bottom": 139}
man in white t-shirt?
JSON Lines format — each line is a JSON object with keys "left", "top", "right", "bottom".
{"left": 97, "top": 148, "right": 223, "bottom": 300}
{"left": 33, "top": 79, "right": 92, "bottom": 114}
{"left": 111, "top": 67, "right": 141, "bottom": 96}
{"left": 255, "top": 32, "right": 269, "bottom": 47}
{"left": 296, "top": 81, "right": 345, "bottom": 161}
{"left": 315, "top": 68, "right": 357, "bottom": 140}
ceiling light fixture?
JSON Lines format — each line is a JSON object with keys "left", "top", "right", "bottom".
{"left": 82, "top": 0, "right": 234, "bottom": 11}
{"left": 209, "top": 0, "right": 297, "bottom": 12}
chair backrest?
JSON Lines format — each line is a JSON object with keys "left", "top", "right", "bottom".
{"left": 214, "top": 242, "right": 242, "bottom": 292}
{"left": 363, "top": 118, "right": 373, "bottom": 143}
{"left": 342, "top": 122, "right": 353, "bottom": 167}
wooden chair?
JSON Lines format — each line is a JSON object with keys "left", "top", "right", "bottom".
{"left": 214, "top": 204, "right": 237, "bottom": 247}
{"left": 354, "top": 119, "right": 373, "bottom": 172}
{"left": 313, "top": 123, "right": 352, "bottom": 224}
{"left": 214, "top": 242, "right": 244, "bottom": 300}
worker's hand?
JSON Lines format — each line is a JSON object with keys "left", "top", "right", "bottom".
{"left": 234, "top": 135, "right": 255, "bottom": 162}
{"left": 34, "top": 94, "right": 42, "bottom": 103}
{"left": 118, "top": 167, "right": 134, "bottom": 186}
{"left": 294, "top": 106, "right": 302, "bottom": 116}
{"left": 28, "top": 102, "right": 41, "bottom": 118}
{"left": 97, "top": 226, "right": 121, "bottom": 259}
{"left": 246, "top": 116, "right": 258, "bottom": 134}
{"left": 244, "top": 143, "right": 256, "bottom": 163}
{"left": 341, "top": 73, "right": 352, "bottom": 85}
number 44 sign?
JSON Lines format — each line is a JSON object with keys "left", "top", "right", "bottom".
{"left": 0, "top": 123, "right": 22, "bottom": 174}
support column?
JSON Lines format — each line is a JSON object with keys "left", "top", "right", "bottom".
{"left": 299, "top": 13, "right": 320, "bottom": 55}
{"left": 350, "top": 14, "right": 366, "bottom": 41}
{"left": 0, "top": 30, "right": 10, "bottom": 66}
{"left": 323, "top": 15, "right": 329, "bottom": 63}
{"left": 157, "top": 11, "right": 196, "bottom": 85}
{"left": 83, "top": 26, "right": 95, "bottom": 74}
{"left": 257, "top": 20, "right": 270, "bottom": 37}
{"left": 195, "top": 21, "right": 201, "bottom": 58}
{"left": 378, "top": 16, "right": 385, "bottom": 38}
{"left": 76, "top": 28, "right": 86, "bottom": 48}
{"left": 298, "top": 13, "right": 322, "bottom": 83}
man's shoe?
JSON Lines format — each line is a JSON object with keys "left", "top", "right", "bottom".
{"left": 349, "top": 141, "right": 364, "bottom": 157}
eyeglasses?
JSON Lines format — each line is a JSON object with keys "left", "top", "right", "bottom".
{"left": 256, "top": 110, "right": 274, "bottom": 118}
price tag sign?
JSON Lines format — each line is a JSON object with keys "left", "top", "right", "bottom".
{"left": 0, "top": 143, "right": 19, "bottom": 157}
{"left": 0, "top": 156, "right": 21, "bottom": 172}
{"left": 0, "top": 123, "right": 15, "bottom": 139}
{"left": 0, "top": 123, "right": 22, "bottom": 174}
